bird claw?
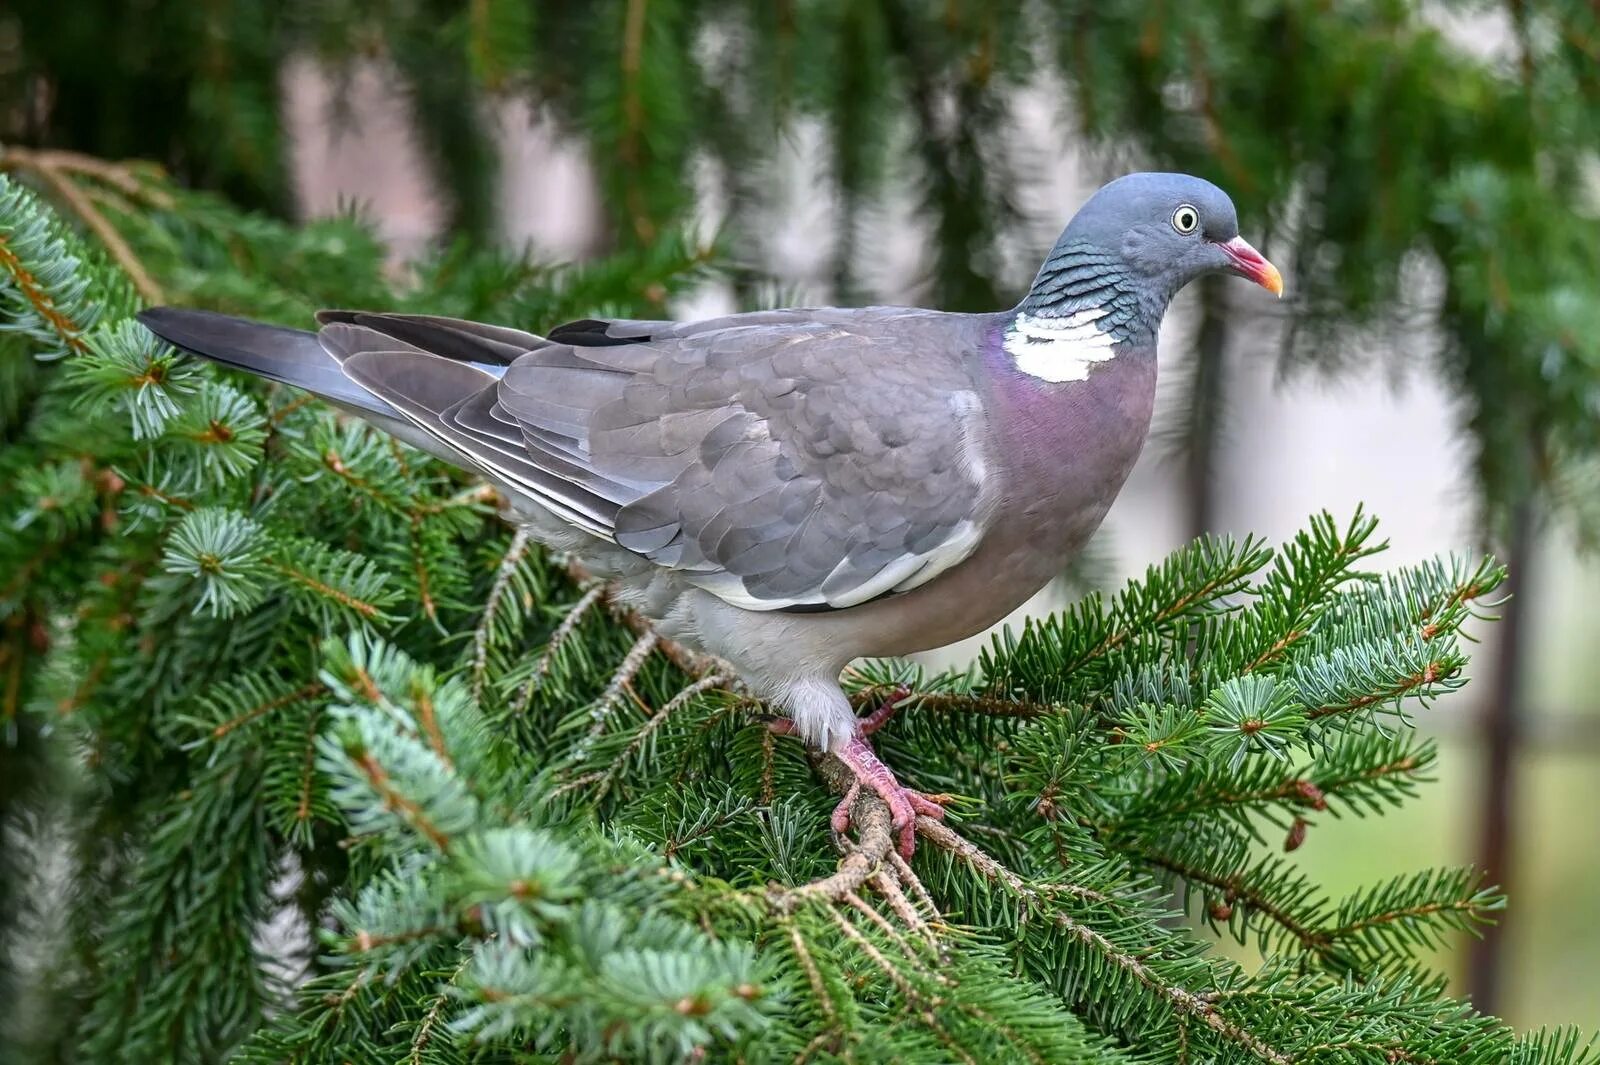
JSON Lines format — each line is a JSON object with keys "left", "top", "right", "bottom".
{"left": 829, "top": 781, "right": 861, "bottom": 835}
{"left": 831, "top": 733, "right": 946, "bottom": 858}
{"left": 765, "top": 689, "right": 943, "bottom": 856}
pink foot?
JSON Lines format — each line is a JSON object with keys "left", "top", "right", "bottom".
{"left": 831, "top": 735, "right": 947, "bottom": 858}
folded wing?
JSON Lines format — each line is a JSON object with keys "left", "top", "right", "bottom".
{"left": 335, "top": 309, "right": 991, "bottom": 612}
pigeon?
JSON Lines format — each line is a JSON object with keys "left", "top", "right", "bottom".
{"left": 138, "top": 172, "right": 1282, "bottom": 856}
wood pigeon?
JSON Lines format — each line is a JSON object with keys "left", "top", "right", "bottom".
{"left": 139, "top": 172, "right": 1283, "bottom": 856}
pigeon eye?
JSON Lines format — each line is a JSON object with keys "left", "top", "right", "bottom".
{"left": 1171, "top": 205, "right": 1200, "bottom": 234}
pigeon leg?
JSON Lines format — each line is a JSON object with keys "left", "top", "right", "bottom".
{"left": 856, "top": 684, "right": 912, "bottom": 736}
{"left": 831, "top": 733, "right": 947, "bottom": 857}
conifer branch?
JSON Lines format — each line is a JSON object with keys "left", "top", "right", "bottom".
{"left": 264, "top": 559, "right": 384, "bottom": 620}
{"left": 0, "top": 147, "right": 174, "bottom": 208}
{"left": 349, "top": 749, "right": 454, "bottom": 852}
{"left": 1306, "top": 660, "right": 1450, "bottom": 719}
{"left": 590, "top": 672, "right": 731, "bottom": 797}
{"left": 872, "top": 867, "right": 942, "bottom": 951}
{"left": 572, "top": 631, "right": 660, "bottom": 760}
{"left": 514, "top": 583, "right": 606, "bottom": 715}
{"left": 407, "top": 954, "right": 470, "bottom": 1065}
{"left": 23, "top": 160, "right": 163, "bottom": 303}
{"left": 208, "top": 682, "right": 325, "bottom": 741}
{"left": 785, "top": 922, "right": 839, "bottom": 1031}
{"left": 473, "top": 528, "right": 530, "bottom": 700}
{"left": 768, "top": 775, "right": 896, "bottom": 911}
{"left": 0, "top": 178, "right": 97, "bottom": 355}
{"left": 293, "top": 712, "right": 322, "bottom": 829}
{"left": 1133, "top": 845, "right": 1336, "bottom": 964}
{"left": 917, "top": 817, "right": 1293, "bottom": 1064}
{"left": 408, "top": 517, "right": 438, "bottom": 623}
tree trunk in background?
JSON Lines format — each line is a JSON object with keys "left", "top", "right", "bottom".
{"left": 1467, "top": 492, "right": 1537, "bottom": 1013}
{"left": 1184, "top": 276, "right": 1230, "bottom": 540}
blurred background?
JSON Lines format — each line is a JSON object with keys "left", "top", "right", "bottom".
{"left": 4, "top": 0, "right": 1598, "bottom": 1029}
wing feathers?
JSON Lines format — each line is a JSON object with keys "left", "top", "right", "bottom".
{"left": 317, "top": 311, "right": 538, "bottom": 367}
{"left": 156, "top": 307, "right": 993, "bottom": 615}
{"left": 341, "top": 350, "right": 620, "bottom": 536}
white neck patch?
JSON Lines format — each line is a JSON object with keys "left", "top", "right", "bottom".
{"left": 1004, "top": 308, "right": 1119, "bottom": 383}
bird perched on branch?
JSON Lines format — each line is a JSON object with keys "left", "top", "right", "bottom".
{"left": 140, "top": 172, "right": 1282, "bottom": 857}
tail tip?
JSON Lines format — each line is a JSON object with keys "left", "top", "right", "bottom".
{"left": 136, "top": 306, "right": 193, "bottom": 344}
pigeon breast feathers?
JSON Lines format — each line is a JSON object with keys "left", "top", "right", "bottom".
{"left": 336, "top": 310, "right": 994, "bottom": 612}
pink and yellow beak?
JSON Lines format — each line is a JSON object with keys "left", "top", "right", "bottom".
{"left": 1218, "top": 236, "right": 1284, "bottom": 297}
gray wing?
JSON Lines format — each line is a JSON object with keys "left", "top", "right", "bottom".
{"left": 336, "top": 308, "right": 993, "bottom": 612}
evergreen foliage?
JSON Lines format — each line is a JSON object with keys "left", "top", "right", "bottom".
{"left": 2, "top": 168, "right": 1594, "bottom": 1062}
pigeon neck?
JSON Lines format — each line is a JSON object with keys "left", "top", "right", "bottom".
{"left": 1005, "top": 241, "right": 1164, "bottom": 382}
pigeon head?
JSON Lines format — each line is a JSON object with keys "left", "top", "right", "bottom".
{"left": 1061, "top": 173, "right": 1281, "bottom": 299}
{"left": 1012, "top": 174, "right": 1281, "bottom": 374}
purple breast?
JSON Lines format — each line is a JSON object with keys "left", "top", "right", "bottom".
{"left": 979, "top": 328, "right": 1158, "bottom": 536}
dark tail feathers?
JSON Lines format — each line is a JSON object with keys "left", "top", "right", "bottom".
{"left": 136, "top": 307, "right": 402, "bottom": 420}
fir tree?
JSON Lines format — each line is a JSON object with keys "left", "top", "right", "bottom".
{"left": 2, "top": 163, "right": 1595, "bottom": 1063}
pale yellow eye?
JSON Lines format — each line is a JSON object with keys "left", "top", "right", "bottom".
{"left": 1172, "top": 205, "right": 1200, "bottom": 234}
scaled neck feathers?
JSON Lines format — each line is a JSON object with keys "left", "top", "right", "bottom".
{"left": 1005, "top": 241, "right": 1164, "bottom": 383}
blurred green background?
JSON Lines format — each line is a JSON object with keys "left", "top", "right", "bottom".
{"left": 4, "top": 0, "right": 1598, "bottom": 1029}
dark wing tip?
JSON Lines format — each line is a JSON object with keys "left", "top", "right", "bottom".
{"left": 546, "top": 318, "right": 652, "bottom": 347}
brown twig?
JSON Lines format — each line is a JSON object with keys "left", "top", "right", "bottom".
{"left": 473, "top": 528, "right": 531, "bottom": 700}
{"left": 768, "top": 756, "right": 896, "bottom": 912}
{"left": 18, "top": 155, "right": 164, "bottom": 303}
{"left": 871, "top": 869, "right": 940, "bottom": 953}
{"left": 851, "top": 882, "right": 942, "bottom": 968}
{"left": 563, "top": 557, "right": 717, "bottom": 677}
{"left": 1, "top": 147, "right": 174, "bottom": 208}
{"left": 513, "top": 583, "right": 606, "bottom": 715}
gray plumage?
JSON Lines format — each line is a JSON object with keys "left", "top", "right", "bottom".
{"left": 138, "top": 172, "right": 1282, "bottom": 855}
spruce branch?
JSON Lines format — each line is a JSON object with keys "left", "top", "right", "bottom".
{"left": 0, "top": 173, "right": 130, "bottom": 357}
{"left": 767, "top": 763, "right": 897, "bottom": 912}
{"left": 473, "top": 527, "right": 531, "bottom": 700}
{"left": 588, "top": 672, "right": 733, "bottom": 799}
{"left": 1133, "top": 842, "right": 1343, "bottom": 969}
{"left": 916, "top": 817, "right": 1293, "bottom": 1065}
{"left": 7, "top": 152, "right": 164, "bottom": 303}
{"left": 513, "top": 582, "right": 607, "bottom": 716}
